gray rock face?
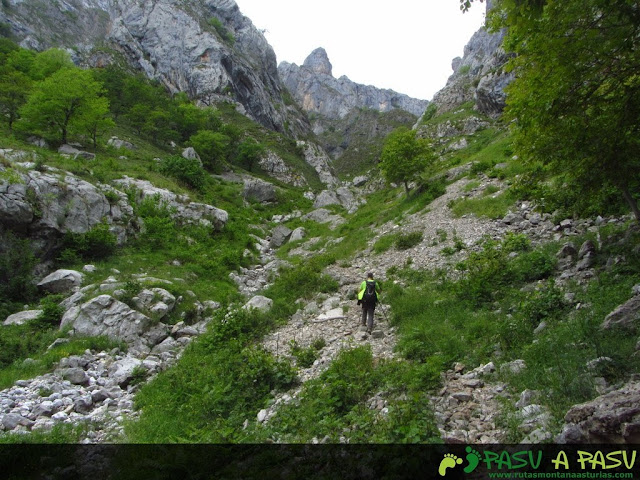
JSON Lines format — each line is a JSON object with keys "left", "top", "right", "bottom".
{"left": 296, "top": 141, "right": 338, "bottom": 186}
{"left": 243, "top": 179, "right": 277, "bottom": 203}
{"left": 556, "top": 381, "right": 640, "bottom": 443}
{"left": 430, "top": 3, "right": 513, "bottom": 117}
{"left": 3, "top": 310, "right": 43, "bottom": 326}
{"left": 258, "top": 151, "right": 307, "bottom": 187}
{"left": 113, "top": 176, "right": 228, "bottom": 230}
{"left": 280, "top": 48, "right": 429, "bottom": 119}
{"left": 37, "top": 269, "right": 84, "bottom": 294}
{"left": 0, "top": 0, "right": 307, "bottom": 136}
{"left": 60, "top": 294, "right": 152, "bottom": 346}
{"left": 58, "top": 144, "right": 95, "bottom": 160}
{"left": 243, "top": 295, "right": 273, "bottom": 312}
{"left": 62, "top": 367, "right": 90, "bottom": 386}
{"left": 269, "top": 225, "right": 292, "bottom": 248}
{"left": 313, "top": 190, "right": 340, "bottom": 209}
{"left": 313, "top": 187, "right": 362, "bottom": 214}
{"left": 107, "top": 136, "right": 136, "bottom": 150}
{"left": 0, "top": 157, "right": 136, "bottom": 260}
{"left": 601, "top": 295, "right": 640, "bottom": 330}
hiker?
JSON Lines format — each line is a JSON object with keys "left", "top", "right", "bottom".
{"left": 357, "top": 271, "right": 381, "bottom": 333}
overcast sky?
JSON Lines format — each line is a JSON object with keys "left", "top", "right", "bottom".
{"left": 235, "top": 0, "right": 486, "bottom": 101}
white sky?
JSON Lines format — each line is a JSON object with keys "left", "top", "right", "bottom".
{"left": 235, "top": 0, "right": 486, "bottom": 101}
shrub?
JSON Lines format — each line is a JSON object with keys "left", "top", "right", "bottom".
{"left": 395, "top": 232, "right": 423, "bottom": 250}
{"left": 289, "top": 340, "right": 317, "bottom": 368}
{"left": 207, "top": 17, "right": 235, "bottom": 45}
{"left": 502, "top": 232, "right": 531, "bottom": 253}
{"left": 60, "top": 221, "right": 117, "bottom": 261}
{"left": 470, "top": 159, "right": 493, "bottom": 175}
{"left": 420, "top": 103, "right": 438, "bottom": 123}
{"left": 311, "top": 337, "right": 326, "bottom": 350}
{"left": 518, "top": 280, "right": 568, "bottom": 325}
{"left": 159, "top": 155, "right": 207, "bottom": 192}
{"left": 36, "top": 295, "right": 65, "bottom": 327}
{"left": 509, "top": 249, "right": 557, "bottom": 283}
{"left": 455, "top": 240, "right": 506, "bottom": 305}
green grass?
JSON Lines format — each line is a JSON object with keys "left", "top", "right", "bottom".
{"left": 124, "top": 307, "right": 297, "bottom": 442}
{"left": 247, "top": 346, "right": 440, "bottom": 443}
{"left": 449, "top": 189, "right": 517, "bottom": 219}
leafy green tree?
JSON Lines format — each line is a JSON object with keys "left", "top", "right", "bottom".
{"left": 123, "top": 74, "right": 164, "bottom": 110}
{"left": 142, "top": 108, "right": 179, "bottom": 144}
{"left": 0, "top": 38, "right": 20, "bottom": 65}
{"left": 76, "top": 95, "right": 114, "bottom": 148}
{"left": 173, "top": 101, "right": 221, "bottom": 142}
{"left": 18, "top": 67, "right": 110, "bottom": 144}
{"left": 124, "top": 103, "right": 152, "bottom": 135}
{"left": 93, "top": 65, "right": 128, "bottom": 120}
{"left": 5, "top": 47, "right": 35, "bottom": 74}
{"left": 189, "top": 130, "right": 231, "bottom": 170}
{"left": 379, "top": 127, "right": 434, "bottom": 194}
{"left": 0, "top": 67, "right": 31, "bottom": 130}
{"left": 236, "top": 138, "right": 265, "bottom": 171}
{"left": 29, "top": 48, "right": 74, "bottom": 80}
{"left": 492, "top": 0, "right": 640, "bottom": 221}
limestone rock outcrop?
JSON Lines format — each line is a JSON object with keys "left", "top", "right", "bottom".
{"left": 0, "top": 151, "right": 136, "bottom": 261}
{"left": 0, "top": 0, "right": 307, "bottom": 136}
{"left": 113, "top": 176, "right": 228, "bottom": 230}
{"left": 556, "top": 381, "right": 640, "bottom": 443}
{"left": 280, "top": 48, "right": 428, "bottom": 120}
{"left": 429, "top": 2, "right": 513, "bottom": 117}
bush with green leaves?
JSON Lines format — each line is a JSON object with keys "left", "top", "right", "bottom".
{"left": 159, "top": 154, "right": 207, "bottom": 191}
{"left": 36, "top": 295, "right": 65, "bottom": 327}
{"left": 518, "top": 280, "right": 568, "bottom": 326}
{"left": 133, "top": 195, "right": 178, "bottom": 251}
{"left": 59, "top": 221, "right": 117, "bottom": 262}
{"left": 395, "top": 231, "right": 423, "bottom": 250}
{"left": 208, "top": 17, "right": 235, "bottom": 45}
{"left": 289, "top": 338, "right": 325, "bottom": 368}
{"left": 453, "top": 235, "right": 556, "bottom": 306}
{"left": 264, "top": 262, "right": 339, "bottom": 319}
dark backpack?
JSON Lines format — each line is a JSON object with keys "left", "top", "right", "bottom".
{"left": 363, "top": 280, "right": 377, "bottom": 305}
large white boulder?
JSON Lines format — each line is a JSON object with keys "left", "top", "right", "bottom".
{"left": 37, "top": 269, "right": 84, "bottom": 294}
{"left": 60, "top": 294, "right": 152, "bottom": 345}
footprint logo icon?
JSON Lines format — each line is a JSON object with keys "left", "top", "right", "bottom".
{"left": 438, "top": 453, "right": 463, "bottom": 476}
{"left": 464, "top": 446, "right": 482, "bottom": 474}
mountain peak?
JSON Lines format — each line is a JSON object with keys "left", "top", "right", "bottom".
{"left": 303, "top": 47, "right": 333, "bottom": 76}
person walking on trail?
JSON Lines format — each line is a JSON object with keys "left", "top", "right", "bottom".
{"left": 357, "top": 272, "right": 381, "bottom": 334}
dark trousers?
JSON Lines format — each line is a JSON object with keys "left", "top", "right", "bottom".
{"left": 361, "top": 303, "right": 375, "bottom": 330}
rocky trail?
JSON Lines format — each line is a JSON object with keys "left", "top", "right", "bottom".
{"left": 249, "top": 176, "right": 517, "bottom": 442}
{"left": 248, "top": 173, "right": 630, "bottom": 443}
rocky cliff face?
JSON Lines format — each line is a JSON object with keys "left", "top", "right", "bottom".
{"left": 279, "top": 48, "right": 427, "bottom": 176}
{"left": 279, "top": 48, "right": 429, "bottom": 120}
{"left": 430, "top": 1, "right": 513, "bottom": 117}
{"left": 0, "top": 0, "right": 307, "bottom": 135}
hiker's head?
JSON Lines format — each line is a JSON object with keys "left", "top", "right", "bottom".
{"left": 366, "top": 271, "right": 374, "bottom": 279}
